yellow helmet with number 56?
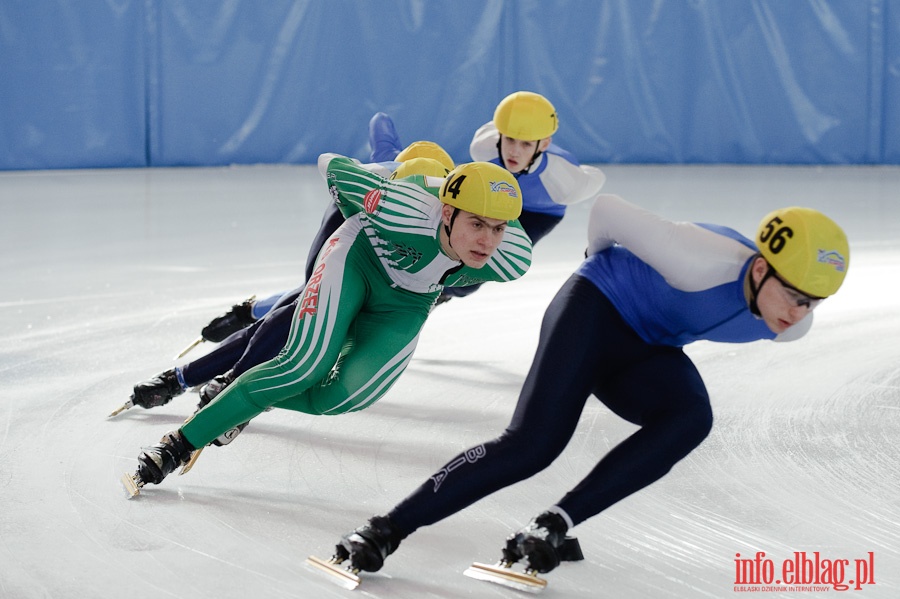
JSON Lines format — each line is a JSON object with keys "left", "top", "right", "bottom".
{"left": 756, "top": 207, "right": 849, "bottom": 298}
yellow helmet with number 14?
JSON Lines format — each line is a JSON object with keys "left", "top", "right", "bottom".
{"left": 440, "top": 162, "right": 522, "bottom": 221}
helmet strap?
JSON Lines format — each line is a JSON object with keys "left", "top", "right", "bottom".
{"left": 748, "top": 256, "right": 774, "bottom": 317}
{"left": 443, "top": 207, "right": 461, "bottom": 249}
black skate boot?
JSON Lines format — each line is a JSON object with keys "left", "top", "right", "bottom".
{"left": 336, "top": 515, "right": 404, "bottom": 573}
{"left": 131, "top": 369, "right": 184, "bottom": 409}
{"left": 196, "top": 371, "right": 235, "bottom": 411}
{"left": 200, "top": 298, "right": 257, "bottom": 343}
{"left": 123, "top": 430, "right": 196, "bottom": 496}
{"left": 503, "top": 511, "right": 570, "bottom": 574}
{"left": 195, "top": 371, "right": 248, "bottom": 447}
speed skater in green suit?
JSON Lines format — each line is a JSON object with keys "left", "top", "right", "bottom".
{"left": 123, "top": 156, "right": 533, "bottom": 494}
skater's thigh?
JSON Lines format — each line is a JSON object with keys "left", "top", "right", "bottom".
{"left": 239, "top": 235, "right": 369, "bottom": 404}
{"left": 297, "top": 308, "right": 429, "bottom": 415}
{"left": 597, "top": 349, "right": 709, "bottom": 426}
{"left": 507, "top": 275, "right": 626, "bottom": 438}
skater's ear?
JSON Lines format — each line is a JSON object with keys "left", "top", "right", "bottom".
{"left": 440, "top": 203, "right": 457, "bottom": 226}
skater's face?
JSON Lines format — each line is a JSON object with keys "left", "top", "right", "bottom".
{"left": 440, "top": 205, "right": 508, "bottom": 268}
{"left": 499, "top": 135, "right": 551, "bottom": 173}
{"left": 750, "top": 257, "right": 820, "bottom": 334}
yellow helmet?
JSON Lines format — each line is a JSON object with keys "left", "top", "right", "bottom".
{"left": 756, "top": 207, "right": 849, "bottom": 298}
{"left": 395, "top": 141, "right": 454, "bottom": 171}
{"left": 389, "top": 157, "right": 451, "bottom": 180}
{"left": 440, "top": 162, "right": 522, "bottom": 221}
{"left": 493, "top": 91, "right": 559, "bottom": 141}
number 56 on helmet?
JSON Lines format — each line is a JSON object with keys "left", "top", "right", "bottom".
{"left": 756, "top": 207, "right": 850, "bottom": 298}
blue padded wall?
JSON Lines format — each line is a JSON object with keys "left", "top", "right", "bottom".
{"left": 1, "top": 0, "right": 898, "bottom": 170}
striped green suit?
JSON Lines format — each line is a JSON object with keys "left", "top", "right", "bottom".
{"left": 181, "top": 156, "right": 532, "bottom": 447}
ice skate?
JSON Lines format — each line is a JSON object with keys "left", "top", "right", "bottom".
{"left": 109, "top": 369, "right": 184, "bottom": 417}
{"left": 177, "top": 371, "right": 244, "bottom": 477}
{"left": 194, "top": 371, "right": 247, "bottom": 448}
{"left": 175, "top": 296, "right": 258, "bottom": 358}
{"left": 195, "top": 371, "right": 234, "bottom": 411}
{"left": 306, "top": 516, "right": 403, "bottom": 589}
{"left": 121, "top": 430, "right": 196, "bottom": 498}
{"left": 368, "top": 112, "right": 403, "bottom": 163}
{"left": 464, "top": 511, "right": 575, "bottom": 593}
{"left": 199, "top": 296, "right": 257, "bottom": 343}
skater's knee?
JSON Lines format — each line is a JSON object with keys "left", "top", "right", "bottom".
{"left": 661, "top": 400, "right": 713, "bottom": 449}
{"left": 686, "top": 401, "right": 714, "bottom": 443}
{"left": 498, "top": 429, "right": 566, "bottom": 473}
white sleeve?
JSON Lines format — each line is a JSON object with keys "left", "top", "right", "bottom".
{"left": 587, "top": 194, "right": 755, "bottom": 292}
{"left": 469, "top": 122, "right": 499, "bottom": 162}
{"left": 360, "top": 162, "right": 393, "bottom": 178}
{"left": 541, "top": 158, "right": 606, "bottom": 206}
{"left": 317, "top": 153, "right": 341, "bottom": 178}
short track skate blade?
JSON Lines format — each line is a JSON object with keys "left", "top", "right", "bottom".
{"left": 304, "top": 555, "right": 361, "bottom": 590}
{"left": 175, "top": 336, "right": 204, "bottom": 360}
{"left": 464, "top": 562, "right": 547, "bottom": 593}
{"left": 179, "top": 448, "right": 204, "bottom": 475}
{"left": 107, "top": 399, "right": 134, "bottom": 418}
{"left": 121, "top": 473, "right": 142, "bottom": 498}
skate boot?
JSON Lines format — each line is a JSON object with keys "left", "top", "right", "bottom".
{"left": 336, "top": 515, "right": 404, "bottom": 573}
{"left": 368, "top": 112, "right": 403, "bottom": 163}
{"left": 503, "top": 510, "right": 570, "bottom": 574}
{"left": 195, "top": 371, "right": 248, "bottom": 447}
{"left": 122, "top": 430, "right": 196, "bottom": 496}
{"left": 200, "top": 297, "right": 257, "bottom": 343}
{"left": 196, "top": 371, "right": 235, "bottom": 411}
{"left": 131, "top": 369, "right": 184, "bottom": 409}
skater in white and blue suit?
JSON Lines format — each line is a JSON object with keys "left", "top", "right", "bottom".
{"left": 332, "top": 194, "right": 851, "bottom": 579}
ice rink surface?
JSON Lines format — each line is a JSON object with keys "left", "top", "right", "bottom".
{"left": 1, "top": 163, "right": 898, "bottom": 598}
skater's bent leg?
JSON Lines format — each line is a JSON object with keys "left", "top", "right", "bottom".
{"left": 180, "top": 308, "right": 354, "bottom": 447}
{"left": 387, "top": 421, "right": 574, "bottom": 538}
{"left": 229, "top": 301, "right": 299, "bottom": 377}
{"left": 181, "top": 295, "right": 302, "bottom": 386}
{"left": 556, "top": 351, "right": 713, "bottom": 526}
{"left": 183, "top": 227, "right": 369, "bottom": 447}
{"left": 277, "top": 287, "right": 433, "bottom": 415}
{"left": 268, "top": 286, "right": 303, "bottom": 312}
{"left": 388, "top": 276, "right": 625, "bottom": 536}
{"left": 180, "top": 319, "right": 263, "bottom": 386}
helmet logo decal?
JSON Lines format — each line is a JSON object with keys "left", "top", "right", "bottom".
{"left": 818, "top": 249, "right": 847, "bottom": 272}
{"left": 759, "top": 216, "right": 793, "bottom": 254}
{"left": 363, "top": 189, "right": 382, "bottom": 213}
{"left": 490, "top": 181, "right": 519, "bottom": 198}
